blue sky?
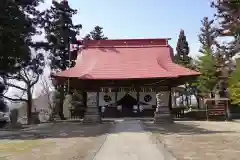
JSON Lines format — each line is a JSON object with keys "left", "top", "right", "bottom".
{"left": 40, "top": 0, "right": 216, "bottom": 57}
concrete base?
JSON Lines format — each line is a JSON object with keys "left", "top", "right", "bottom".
{"left": 53, "top": 114, "right": 62, "bottom": 121}
{"left": 83, "top": 106, "right": 101, "bottom": 124}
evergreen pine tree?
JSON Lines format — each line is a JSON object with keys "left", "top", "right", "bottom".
{"left": 175, "top": 29, "right": 192, "bottom": 106}
{"left": 189, "top": 17, "right": 218, "bottom": 107}
{"left": 175, "top": 30, "right": 191, "bottom": 67}
{"left": 212, "top": 0, "right": 240, "bottom": 56}
{"left": 43, "top": 0, "right": 82, "bottom": 119}
{"left": 211, "top": 0, "right": 240, "bottom": 37}
{"left": 196, "top": 49, "right": 218, "bottom": 97}
{"left": 84, "top": 26, "right": 108, "bottom": 40}
{"left": 44, "top": 0, "right": 82, "bottom": 72}
{"left": 212, "top": 0, "right": 240, "bottom": 108}
{"left": 84, "top": 34, "right": 91, "bottom": 41}
{"left": 0, "top": 0, "right": 41, "bottom": 75}
{"left": 196, "top": 17, "right": 218, "bottom": 96}
{"left": 198, "top": 17, "right": 217, "bottom": 54}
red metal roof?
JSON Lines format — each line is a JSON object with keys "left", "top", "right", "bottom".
{"left": 55, "top": 39, "right": 200, "bottom": 80}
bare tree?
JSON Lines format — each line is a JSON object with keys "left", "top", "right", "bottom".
{"left": 39, "top": 75, "right": 55, "bottom": 121}
{"left": 2, "top": 53, "right": 45, "bottom": 124}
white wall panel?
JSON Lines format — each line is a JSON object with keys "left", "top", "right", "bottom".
{"left": 87, "top": 92, "right": 97, "bottom": 106}
{"left": 117, "top": 92, "right": 125, "bottom": 101}
{"left": 139, "top": 92, "right": 156, "bottom": 105}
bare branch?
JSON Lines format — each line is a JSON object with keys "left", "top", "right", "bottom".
{"left": 40, "top": 76, "right": 54, "bottom": 110}
{"left": 2, "top": 95, "right": 28, "bottom": 102}
{"left": 3, "top": 80, "right": 26, "bottom": 91}
{"left": 23, "top": 68, "right": 31, "bottom": 83}
{"left": 41, "top": 76, "right": 54, "bottom": 92}
{"left": 31, "top": 74, "right": 40, "bottom": 87}
{"left": 13, "top": 90, "right": 27, "bottom": 100}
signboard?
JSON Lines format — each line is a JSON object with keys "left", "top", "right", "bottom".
{"left": 87, "top": 92, "right": 97, "bottom": 106}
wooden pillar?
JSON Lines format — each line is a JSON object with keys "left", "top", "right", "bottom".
{"left": 136, "top": 87, "right": 140, "bottom": 108}
{"left": 115, "top": 89, "right": 117, "bottom": 104}
{"left": 154, "top": 87, "right": 173, "bottom": 124}
{"left": 136, "top": 87, "right": 140, "bottom": 116}
{"left": 83, "top": 91, "right": 101, "bottom": 124}
{"left": 168, "top": 87, "right": 172, "bottom": 111}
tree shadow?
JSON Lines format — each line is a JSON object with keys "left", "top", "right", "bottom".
{"left": 0, "top": 119, "right": 236, "bottom": 141}
{"left": 142, "top": 120, "right": 236, "bottom": 135}
{"left": 80, "top": 74, "right": 93, "bottom": 79}
{"left": 0, "top": 120, "right": 114, "bottom": 140}
{"left": 98, "top": 47, "right": 120, "bottom": 54}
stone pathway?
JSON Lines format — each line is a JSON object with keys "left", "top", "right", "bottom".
{"left": 93, "top": 119, "right": 176, "bottom": 160}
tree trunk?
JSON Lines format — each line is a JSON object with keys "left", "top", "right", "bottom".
{"left": 27, "top": 87, "right": 32, "bottom": 125}
{"left": 58, "top": 85, "right": 65, "bottom": 120}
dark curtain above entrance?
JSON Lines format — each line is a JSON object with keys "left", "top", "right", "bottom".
{"left": 116, "top": 94, "right": 137, "bottom": 106}
{"left": 115, "top": 93, "right": 149, "bottom": 106}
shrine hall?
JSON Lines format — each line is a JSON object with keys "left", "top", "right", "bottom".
{"left": 54, "top": 38, "right": 200, "bottom": 123}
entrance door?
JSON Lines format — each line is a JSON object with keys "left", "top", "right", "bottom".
{"left": 117, "top": 94, "right": 138, "bottom": 117}
{"left": 122, "top": 104, "right": 133, "bottom": 117}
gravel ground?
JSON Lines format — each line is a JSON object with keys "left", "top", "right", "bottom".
{"left": 143, "top": 120, "right": 240, "bottom": 160}
{"left": 0, "top": 121, "right": 113, "bottom": 160}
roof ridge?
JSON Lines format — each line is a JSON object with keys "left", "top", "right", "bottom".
{"left": 84, "top": 45, "right": 170, "bottom": 49}
{"left": 83, "top": 38, "right": 170, "bottom": 48}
